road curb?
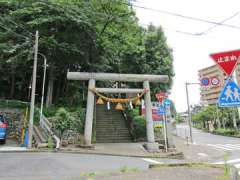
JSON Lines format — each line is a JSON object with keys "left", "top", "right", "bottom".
{"left": 149, "top": 162, "right": 224, "bottom": 169}
{"left": 0, "top": 149, "right": 39, "bottom": 153}
{"left": 0, "top": 148, "right": 184, "bottom": 159}
{"left": 58, "top": 150, "right": 184, "bottom": 159}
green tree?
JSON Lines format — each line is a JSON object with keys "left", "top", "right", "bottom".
{"left": 0, "top": 0, "right": 174, "bottom": 107}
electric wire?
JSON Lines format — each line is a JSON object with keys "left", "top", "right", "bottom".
{"left": 125, "top": 1, "right": 240, "bottom": 30}
{"left": 197, "top": 11, "right": 240, "bottom": 35}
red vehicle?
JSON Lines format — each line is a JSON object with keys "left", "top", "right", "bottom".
{"left": 0, "top": 114, "right": 8, "bottom": 144}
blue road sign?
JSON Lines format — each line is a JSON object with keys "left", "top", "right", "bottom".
{"left": 164, "top": 99, "right": 171, "bottom": 107}
{"left": 157, "top": 105, "right": 165, "bottom": 115}
{"left": 218, "top": 78, "right": 240, "bottom": 107}
{"left": 201, "top": 77, "right": 210, "bottom": 86}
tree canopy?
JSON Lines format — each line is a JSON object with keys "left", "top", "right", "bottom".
{"left": 0, "top": 0, "right": 174, "bottom": 106}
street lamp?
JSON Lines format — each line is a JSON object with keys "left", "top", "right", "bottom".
{"left": 38, "top": 53, "right": 47, "bottom": 127}
{"left": 185, "top": 82, "right": 200, "bottom": 144}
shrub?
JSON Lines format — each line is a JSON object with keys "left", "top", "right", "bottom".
{"left": 212, "top": 128, "right": 239, "bottom": 136}
{"left": 132, "top": 115, "right": 146, "bottom": 140}
{"left": 52, "top": 107, "right": 72, "bottom": 140}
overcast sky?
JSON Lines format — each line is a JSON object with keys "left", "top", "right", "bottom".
{"left": 133, "top": 0, "right": 240, "bottom": 112}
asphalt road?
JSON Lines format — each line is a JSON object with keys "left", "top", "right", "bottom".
{"left": 176, "top": 124, "right": 240, "bottom": 166}
{"left": 0, "top": 125, "right": 238, "bottom": 179}
{"left": 0, "top": 152, "right": 158, "bottom": 180}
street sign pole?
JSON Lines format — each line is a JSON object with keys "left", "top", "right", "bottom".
{"left": 155, "top": 92, "right": 168, "bottom": 152}
{"left": 162, "top": 102, "right": 168, "bottom": 152}
{"left": 185, "top": 82, "right": 193, "bottom": 143}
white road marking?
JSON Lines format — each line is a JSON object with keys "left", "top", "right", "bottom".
{"left": 225, "top": 144, "right": 240, "bottom": 149}
{"left": 207, "top": 144, "right": 233, "bottom": 151}
{"left": 141, "top": 158, "right": 162, "bottom": 164}
{"left": 214, "top": 159, "right": 240, "bottom": 165}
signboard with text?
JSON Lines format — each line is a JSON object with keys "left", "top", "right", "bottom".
{"left": 141, "top": 101, "right": 164, "bottom": 121}
{"left": 210, "top": 49, "right": 240, "bottom": 76}
{"left": 155, "top": 92, "right": 167, "bottom": 103}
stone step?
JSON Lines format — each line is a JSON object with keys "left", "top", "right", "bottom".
{"left": 96, "top": 136, "right": 132, "bottom": 140}
{"left": 96, "top": 123, "right": 126, "bottom": 125}
{"left": 96, "top": 104, "right": 131, "bottom": 143}
{"left": 96, "top": 128, "right": 130, "bottom": 131}
{"left": 96, "top": 117, "right": 124, "bottom": 120}
{"left": 96, "top": 124, "right": 126, "bottom": 127}
{"left": 96, "top": 135, "right": 131, "bottom": 139}
{"left": 96, "top": 129, "right": 130, "bottom": 132}
{"left": 33, "top": 125, "right": 47, "bottom": 143}
{"left": 96, "top": 139, "right": 132, "bottom": 143}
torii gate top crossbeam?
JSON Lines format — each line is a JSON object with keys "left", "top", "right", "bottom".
{"left": 67, "top": 72, "right": 169, "bottom": 83}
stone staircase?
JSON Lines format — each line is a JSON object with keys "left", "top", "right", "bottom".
{"left": 96, "top": 105, "right": 132, "bottom": 143}
{"left": 32, "top": 113, "right": 60, "bottom": 149}
{"left": 33, "top": 125, "right": 48, "bottom": 148}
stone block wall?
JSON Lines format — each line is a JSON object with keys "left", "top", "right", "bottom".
{"left": 0, "top": 108, "right": 25, "bottom": 143}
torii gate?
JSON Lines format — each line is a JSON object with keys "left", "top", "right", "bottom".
{"left": 67, "top": 72, "right": 169, "bottom": 152}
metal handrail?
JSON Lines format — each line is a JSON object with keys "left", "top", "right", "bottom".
{"left": 121, "top": 110, "right": 135, "bottom": 139}
{"left": 40, "top": 114, "right": 60, "bottom": 149}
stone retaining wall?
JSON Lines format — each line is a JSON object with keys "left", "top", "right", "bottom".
{"left": 0, "top": 108, "right": 25, "bottom": 142}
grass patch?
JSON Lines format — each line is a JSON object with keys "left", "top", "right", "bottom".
{"left": 80, "top": 172, "right": 97, "bottom": 177}
{"left": 0, "top": 99, "right": 29, "bottom": 109}
{"left": 149, "top": 162, "right": 224, "bottom": 169}
{"left": 119, "top": 166, "right": 139, "bottom": 173}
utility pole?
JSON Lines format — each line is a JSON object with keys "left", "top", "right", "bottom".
{"left": 28, "top": 31, "right": 39, "bottom": 148}
{"left": 185, "top": 82, "right": 193, "bottom": 143}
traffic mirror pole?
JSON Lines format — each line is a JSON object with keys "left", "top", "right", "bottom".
{"left": 185, "top": 82, "right": 193, "bottom": 144}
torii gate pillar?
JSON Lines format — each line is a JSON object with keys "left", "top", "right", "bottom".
{"left": 84, "top": 79, "right": 95, "bottom": 145}
{"left": 143, "top": 81, "right": 159, "bottom": 152}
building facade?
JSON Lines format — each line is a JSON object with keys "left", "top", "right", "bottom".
{"left": 199, "top": 64, "right": 240, "bottom": 105}
{"left": 199, "top": 65, "right": 225, "bottom": 105}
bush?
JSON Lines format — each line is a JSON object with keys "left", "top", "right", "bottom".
{"left": 212, "top": 128, "right": 240, "bottom": 137}
{"left": 132, "top": 115, "right": 146, "bottom": 140}
{"left": 51, "top": 107, "right": 85, "bottom": 142}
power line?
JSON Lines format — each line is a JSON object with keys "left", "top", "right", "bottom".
{"left": 140, "top": 22, "right": 199, "bottom": 36}
{"left": 197, "top": 11, "right": 240, "bottom": 35}
{"left": 137, "top": 6, "right": 240, "bottom": 36}
{"left": 125, "top": 2, "right": 240, "bottom": 30}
